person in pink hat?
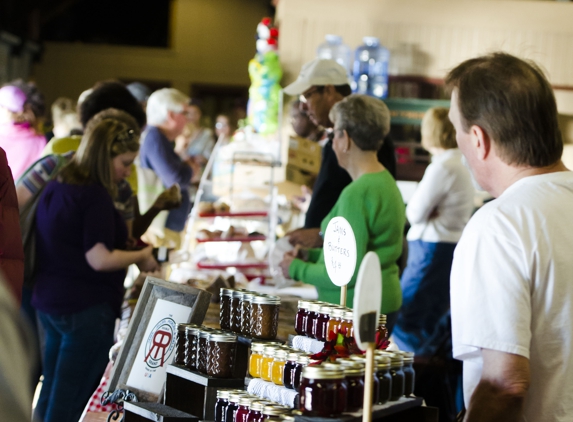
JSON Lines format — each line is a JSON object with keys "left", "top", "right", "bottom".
{"left": 0, "top": 85, "right": 47, "bottom": 180}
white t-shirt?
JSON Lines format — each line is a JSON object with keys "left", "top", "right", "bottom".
{"left": 451, "top": 171, "right": 573, "bottom": 422}
{"left": 406, "top": 149, "right": 475, "bottom": 243}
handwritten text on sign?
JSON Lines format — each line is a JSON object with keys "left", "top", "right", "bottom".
{"left": 323, "top": 217, "right": 357, "bottom": 287}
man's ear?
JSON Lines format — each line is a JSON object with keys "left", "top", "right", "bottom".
{"left": 470, "top": 125, "right": 492, "bottom": 161}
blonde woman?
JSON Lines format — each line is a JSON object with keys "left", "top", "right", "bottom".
{"left": 32, "top": 118, "right": 157, "bottom": 422}
{"left": 393, "top": 107, "right": 475, "bottom": 354}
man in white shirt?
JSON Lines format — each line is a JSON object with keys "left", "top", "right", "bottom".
{"left": 448, "top": 52, "right": 573, "bottom": 421}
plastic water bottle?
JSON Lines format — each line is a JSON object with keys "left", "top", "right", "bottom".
{"left": 316, "top": 34, "right": 352, "bottom": 75}
{"left": 352, "top": 37, "right": 390, "bottom": 98}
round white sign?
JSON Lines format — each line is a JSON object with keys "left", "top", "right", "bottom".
{"left": 323, "top": 216, "right": 357, "bottom": 287}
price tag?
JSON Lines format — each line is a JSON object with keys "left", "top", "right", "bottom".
{"left": 323, "top": 216, "right": 357, "bottom": 287}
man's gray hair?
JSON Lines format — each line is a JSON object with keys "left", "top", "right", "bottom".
{"left": 146, "top": 88, "right": 189, "bottom": 126}
{"left": 328, "top": 94, "right": 390, "bottom": 151}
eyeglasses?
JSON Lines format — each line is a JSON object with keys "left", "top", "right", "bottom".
{"left": 299, "top": 87, "right": 321, "bottom": 103}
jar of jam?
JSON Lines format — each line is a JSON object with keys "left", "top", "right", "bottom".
{"left": 251, "top": 295, "right": 281, "bottom": 340}
{"left": 207, "top": 333, "right": 238, "bottom": 378}
{"left": 246, "top": 400, "right": 264, "bottom": 422}
{"left": 235, "top": 396, "right": 253, "bottom": 422}
{"left": 240, "top": 293, "right": 255, "bottom": 336}
{"left": 271, "top": 349, "right": 287, "bottom": 386}
{"left": 315, "top": 305, "right": 333, "bottom": 342}
{"left": 261, "top": 346, "right": 277, "bottom": 382}
{"left": 220, "top": 288, "right": 234, "bottom": 330}
{"left": 231, "top": 290, "right": 245, "bottom": 333}
{"left": 344, "top": 364, "right": 365, "bottom": 412}
{"left": 215, "top": 389, "right": 231, "bottom": 422}
{"left": 374, "top": 355, "right": 392, "bottom": 404}
{"left": 295, "top": 300, "right": 310, "bottom": 335}
{"left": 262, "top": 405, "right": 289, "bottom": 421}
{"left": 398, "top": 351, "right": 415, "bottom": 396}
{"left": 377, "top": 314, "right": 389, "bottom": 345}
{"left": 326, "top": 308, "right": 344, "bottom": 339}
{"left": 174, "top": 323, "right": 188, "bottom": 365}
{"left": 283, "top": 352, "right": 299, "bottom": 389}
{"left": 184, "top": 324, "right": 200, "bottom": 370}
{"left": 388, "top": 353, "right": 405, "bottom": 401}
{"left": 197, "top": 328, "right": 215, "bottom": 373}
{"left": 299, "top": 366, "right": 347, "bottom": 417}
{"left": 305, "top": 302, "right": 321, "bottom": 338}
{"left": 339, "top": 310, "right": 354, "bottom": 338}
{"left": 226, "top": 392, "right": 245, "bottom": 422}
{"left": 293, "top": 354, "right": 310, "bottom": 390}
{"left": 249, "top": 342, "right": 266, "bottom": 378}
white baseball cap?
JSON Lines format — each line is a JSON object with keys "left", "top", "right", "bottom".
{"left": 284, "top": 58, "right": 350, "bottom": 96}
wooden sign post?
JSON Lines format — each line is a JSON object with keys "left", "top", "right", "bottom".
{"left": 323, "top": 216, "right": 357, "bottom": 307}
{"left": 353, "top": 252, "right": 382, "bottom": 422}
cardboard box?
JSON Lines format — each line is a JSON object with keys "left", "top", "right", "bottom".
{"left": 288, "top": 136, "right": 322, "bottom": 174}
{"left": 285, "top": 164, "right": 316, "bottom": 188}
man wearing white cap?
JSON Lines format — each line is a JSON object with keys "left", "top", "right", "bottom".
{"left": 284, "top": 58, "right": 396, "bottom": 247}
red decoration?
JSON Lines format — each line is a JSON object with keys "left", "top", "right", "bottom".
{"left": 309, "top": 327, "right": 390, "bottom": 364}
{"left": 261, "top": 17, "right": 272, "bottom": 26}
{"left": 269, "top": 28, "right": 279, "bottom": 38}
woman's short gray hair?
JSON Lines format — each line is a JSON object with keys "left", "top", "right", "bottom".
{"left": 146, "top": 88, "right": 189, "bottom": 126}
{"left": 328, "top": 94, "right": 391, "bottom": 151}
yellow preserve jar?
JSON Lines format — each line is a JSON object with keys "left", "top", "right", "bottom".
{"left": 271, "top": 349, "right": 287, "bottom": 386}
{"left": 261, "top": 346, "right": 277, "bottom": 382}
{"left": 249, "top": 342, "right": 266, "bottom": 378}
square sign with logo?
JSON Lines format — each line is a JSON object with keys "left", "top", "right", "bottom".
{"left": 108, "top": 276, "right": 212, "bottom": 402}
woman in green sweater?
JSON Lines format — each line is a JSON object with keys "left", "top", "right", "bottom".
{"left": 280, "top": 94, "right": 405, "bottom": 327}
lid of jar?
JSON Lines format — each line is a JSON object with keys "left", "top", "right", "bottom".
{"left": 321, "top": 362, "right": 342, "bottom": 371}
{"left": 249, "top": 401, "right": 265, "bottom": 412}
{"left": 238, "top": 396, "right": 254, "bottom": 406}
{"left": 344, "top": 363, "right": 366, "bottom": 376}
{"left": 397, "top": 351, "right": 414, "bottom": 362}
{"left": 330, "top": 307, "right": 346, "bottom": 318}
{"left": 290, "top": 410, "right": 303, "bottom": 416}
{"left": 209, "top": 333, "right": 237, "bottom": 342}
{"left": 217, "top": 389, "right": 231, "bottom": 398}
{"left": 252, "top": 295, "right": 281, "bottom": 305}
{"left": 229, "top": 392, "right": 248, "bottom": 402}
{"left": 198, "top": 329, "right": 214, "bottom": 339}
{"left": 342, "top": 310, "right": 354, "bottom": 320}
{"left": 296, "top": 354, "right": 310, "bottom": 364}
{"left": 302, "top": 365, "right": 345, "bottom": 380}
{"left": 184, "top": 325, "right": 201, "bottom": 335}
{"left": 374, "top": 355, "right": 391, "bottom": 364}
{"left": 379, "top": 314, "right": 387, "bottom": 324}
{"left": 273, "top": 349, "right": 287, "bottom": 360}
{"left": 244, "top": 293, "right": 257, "bottom": 301}
{"left": 286, "top": 351, "right": 301, "bottom": 361}
{"left": 350, "top": 355, "right": 366, "bottom": 362}
{"left": 263, "top": 345, "right": 278, "bottom": 356}
{"left": 177, "top": 323, "right": 198, "bottom": 332}
{"left": 386, "top": 353, "right": 404, "bottom": 365}
{"left": 297, "top": 300, "right": 310, "bottom": 309}
{"left": 232, "top": 290, "right": 245, "bottom": 299}
{"left": 307, "top": 302, "right": 322, "bottom": 312}
{"left": 335, "top": 358, "right": 356, "bottom": 366}
{"left": 251, "top": 342, "right": 266, "bottom": 353}
{"left": 280, "top": 416, "right": 295, "bottom": 422}
{"left": 319, "top": 305, "right": 335, "bottom": 315}
{"left": 221, "top": 288, "right": 234, "bottom": 297}
{"left": 262, "top": 405, "right": 290, "bottom": 416}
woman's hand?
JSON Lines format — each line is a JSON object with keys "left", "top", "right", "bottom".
{"left": 279, "top": 251, "right": 295, "bottom": 278}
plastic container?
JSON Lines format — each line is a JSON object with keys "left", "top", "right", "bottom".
{"left": 316, "top": 34, "right": 352, "bottom": 75}
{"left": 352, "top": 36, "right": 390, "bottom": 99}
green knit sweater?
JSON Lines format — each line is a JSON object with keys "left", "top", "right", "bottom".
{"left": 289, "top": 170, "right": 405, "bottom": 313}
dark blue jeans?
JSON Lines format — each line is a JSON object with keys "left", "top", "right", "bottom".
{"left": 36, "top": 302, "right": 116, "bottom": 422}
{"left": 393, "top": 240, "right": 456, "bottom": 354}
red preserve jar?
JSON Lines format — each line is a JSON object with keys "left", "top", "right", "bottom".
{"left": 305, "top": 302, "right": 321, "bottom": 338}
{"left": 315, "top": 305, "right": 333, "bottom": 342}
{"left": 294, "top": 300, "right": 310, "bottom": 335}
{"left": 299, "top": 366, "right": 347, "bottom": 417}
{"left": 246, "top": 400, "right": 265, "bottom": 422}
{"left": 235, "top": 396, "right": 253, "bottom": 422}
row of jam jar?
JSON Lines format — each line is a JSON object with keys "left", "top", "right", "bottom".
{"left": 295, "top": 300, "right": 389, "bottom": 343}
{"left": 249, "top": 343, "right": 314, "bottom": 390}
{"left": 214, "top": 389, "right": 297, "bottom": 422}
{"left": 174, "top": 324, "right": 239, "bottom": 378}
{"left": 220, "top": 288, "right": 281, "bottom": 340}
{"left": 299, "top": 351, "right": 415, "bottom": 417}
